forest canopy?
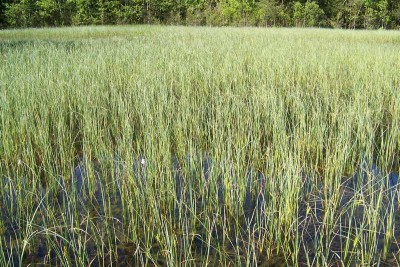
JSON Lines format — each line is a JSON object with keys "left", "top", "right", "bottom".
{"left": 1, "top": 0, "right": 399, "bottom": 29}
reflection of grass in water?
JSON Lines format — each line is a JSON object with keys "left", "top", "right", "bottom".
{"left": 1, "top": 25, "right": 400, "bottom": 266}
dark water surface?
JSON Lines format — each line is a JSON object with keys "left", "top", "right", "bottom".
{"left": 1, "top": 156, "right": 399, "bottom": 266}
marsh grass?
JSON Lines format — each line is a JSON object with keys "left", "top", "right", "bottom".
{"left": 0, "top": 26, "right": 400, "bottom": 266}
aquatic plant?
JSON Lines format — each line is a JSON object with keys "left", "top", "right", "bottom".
{"left": 0, "top": 26, "right": 400, "bottom": 266}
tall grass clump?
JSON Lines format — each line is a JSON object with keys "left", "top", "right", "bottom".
{"left": 0, "top": 26, "right": 400, "bottom": 266}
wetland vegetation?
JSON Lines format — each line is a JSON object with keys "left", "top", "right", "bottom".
{"left": 0, "top": 26, "right": 400, "bottom": 266}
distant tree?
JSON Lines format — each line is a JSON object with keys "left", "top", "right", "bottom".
{"left": 0, "top": 0, "right": 13, "bottom": 27}
{"left": 186, "top": 5, "right": 206, "bottom": 25}
{"left": 293, "top": 1, "right": 304, "bottom": 26}
{"left": 376, "top": 0, "right": 390, "bottom": 28}
{"left": 141, "top": 0, "right": 176, "bottom": 23}
{"left": 220, "top": 0, "right": 241, "bottom": 25}
{"left": 361, "top": 0, "right": 390, "bottom": 29}
{"left": 389, "top": 2, "right": 400, "bottom": 28}
{"left": 118, "top": 0, "right": 146, "bottom": 24}
{"left": 334, "top": 0, "right": 361, "bottom": 28}
{"left": 98, "top": 0, "right": 121, "bottom": 24}
{"left": 239, "top": 0, "right": 256, "bottom": 26}
{"left": 36, "top": 0, "right": 59, "bottom": 25}
{"left": 4, "top": 0, "right": 39, "bottom": 27}
{"left": 70, "top": 0, "right": 100, "bottom": 25}
{"left": 303, "top": 1, "right": 325, "bottom": 26}
{"left": 256, "top": 0, "right": 289, "bottom": 27}
{"left": 318, "top": 0, "right": 339, "bottom": 18}
{"left": 292, "top": 1, "right": 325, "bottom": 27}
{"left": 185, "top": 0, "right": 213, "bottom": 25}
{"left": 1, "top": 0, "right": 400, "bottom": 28}
{"left": 363, "top": 6, "right": 375, "bottom": 28}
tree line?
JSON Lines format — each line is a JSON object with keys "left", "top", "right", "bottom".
{"left": 1, "top": 0, "right": 399, "bottom": 29}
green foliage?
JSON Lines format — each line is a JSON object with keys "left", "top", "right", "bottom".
{"left": 0, "top": 0, "right": 399, "bottom": 28}
{"left": 70, "top": 0, "right": 100, "bottom": 25}
{"left": 293, "top": 1, "right": 325, "bottom": 27}
{"left": 0, "top": 1, "right": 9, "bottom": 27}
{"left": 220, "top": 0, "right": 241, "bottom": 25}
{"left": 375, "top": 0, "right": 390, "bottom": 28}
{"left": 390, "top": 3, "right": 400, "bottom": 28}
{"left": 293, "top": 1, "right": 304, "bottom": 26}
{"left": 36, "top": 0, "right": 58, "bottom": 26}
{"left": 4, "top": 0, "right": 39, "bottom": 27}
{"left": 256, "top": 0, "right": 290, "bottom": 26}
{"left": 304, "top": 1, "right": 325, "bottom": 26}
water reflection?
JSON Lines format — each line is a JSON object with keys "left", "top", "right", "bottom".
{"left": 1, "top": 155, "right": 399, "bottom": 266}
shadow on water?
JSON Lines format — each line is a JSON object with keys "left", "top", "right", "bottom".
{"left": 297, "top": 158, "right": 400, "bottom": 266}
{"left": 1, "top": 155, "right": 399, "bottom": 266}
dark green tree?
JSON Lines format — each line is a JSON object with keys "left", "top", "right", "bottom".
{"left": 1, "top": 0, "right": 400, "bottom": 28}
{"left": 256, "top": 0, "right": 290, "bottom": 26}
{"left": 4, "top": 0, "right": 40, "bottom": 27}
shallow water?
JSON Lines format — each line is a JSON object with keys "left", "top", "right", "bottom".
{"left": 1, "top": 156, "right": 399, "bottom": 266}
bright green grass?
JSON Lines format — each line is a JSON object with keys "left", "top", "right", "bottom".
{"left": 0, "top": 26, "right": 400, "bottom": 266}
